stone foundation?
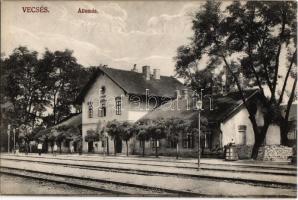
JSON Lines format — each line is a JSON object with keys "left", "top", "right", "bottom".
{"left": 257, "top": 145, "right": 293, "bottom": 161}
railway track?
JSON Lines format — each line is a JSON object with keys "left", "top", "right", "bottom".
{"left": 0, "top": 166, "right": 200, "bottom": 196}
{"left": 2, "top": 154, "right": 296, "bottom": 174}
{"left": 0, "top": 156, "right": 296, "bottom": 189}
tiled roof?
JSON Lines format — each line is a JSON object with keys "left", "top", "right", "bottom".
{"left": 53, "top": 113, "right": 82, "bottom": 128}
{"left": 141, "top": 89, "right": 259, "bottom": 124}
{"left": 75, "top": 66, "right": 185, "bottom": 103}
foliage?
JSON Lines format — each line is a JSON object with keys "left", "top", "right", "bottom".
{"left": 118, "top": 121, "right": 135, "bottom": 156}
{"left": 106, "top": 120, "right": 121, "bottom": 140}
{"left": 135, "top": 119, "right": 151, "bottom": 142}
{"left": 147, "top": 118, "right": 167, "bottom": 157}
{"left": 174, "top": 1, "right": 297, "bottom": 158}
{"left": 84, "top": 129, "right": 100, "bottom": 142}
{"left": 2, "top": 47, "right": 48, "bottom": 127}
{"left": 95, "top": 120, "right": 107, "bottom": 141}
{"left": 164, "top": 118, "right": 191, "bottom": 159}
{"left": 34, "top": 128, "right": 51, "bottom": 142}
{"left": 135, "top": 119, "right": 151, "bottom": 157}
{"left": 47, "top": 128, "right": 59, "bottom": 142}
{"left": 17, "top": 124, "right": 33, "bottom": 143}
{"left": 1, "top": 46, "right": 94, "bottom": 129}
{"left": 38, "top": 49, "right": 89, "bottom": 126}
{"left": 148, "top": 118, "right": 167, "bottom": 140}
{"left": 66, "top": 125, "right": 81, "bottom": 142}
{"left": 165, "top": 118, "right": 191, "bottom": 142}
{"left": 106, "top": 120, "right": 121, "bottom": 155}
{"left": 119, "top": 122, "right": 134, "bottom": 142}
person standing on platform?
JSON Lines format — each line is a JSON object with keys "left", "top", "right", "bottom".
{"left": 53, "top": 142, "right": 58, "bottom": 156}
{"left": 37, "top": 142, "right": 42, "bottom": 156}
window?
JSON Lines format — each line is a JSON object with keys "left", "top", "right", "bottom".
{"left": 238, "top": 125, "right": 247, "bottom": 145}
{"left": 204, "top": 133, "right": 211, "bottom": 148}
{"left": 87, "top": 101, "right": 93, "bottom": 118}
{"left": 101, "top": 104, "right": 106, "bottom": 117}
{"left": 151, "top": 139, "right": 160, "bottom": 148}
{"left": 99, "top": 99, "right": 106, "bottom": 117}
{"left": 100, "top": 86, "right": 106, "bottom": 95}
{"left": 115, "top": 97, "right": 122, "bottom": 115}
{"left": 65, "top": 140, "right": 70, "bottom": 147}
{"left": 167, "top": 140, "right": 177, "bottom": 148}
{"left": 182, "top": 133, "right": 194, "bottom": 148}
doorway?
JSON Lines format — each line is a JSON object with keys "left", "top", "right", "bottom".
{"left": 88, "top": 141, "right": 94, "bottom": 153}
{"left": 115, "top": 136, "right": 122, "bottom": 153}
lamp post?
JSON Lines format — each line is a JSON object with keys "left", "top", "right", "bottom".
{"left": 13, "top": 128, "right": 16, "bottom": 154}
{"left": 7, "top": 124, "right": 11, "bottom": 153}
{"left": 196, "top": 99, "right": 203, "bottom": 170}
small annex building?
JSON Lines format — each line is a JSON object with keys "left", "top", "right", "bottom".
{"left": 138, "top": 89, "right": 283, "bottom": 158}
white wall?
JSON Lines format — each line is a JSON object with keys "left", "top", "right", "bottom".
{"left": 127, "top": 111, "right": 149, "bottom": 122}
{"left": 81, "top": 73, "right": 155, "bottom": 153}
{"left": 220, "top": 105, "right": 281, "bottom": 146}
{"left": 220, "top": 107, "right": 255, "bottom": 146}
{"left": 82, "top": 73, "right": 128, "bottom": 152}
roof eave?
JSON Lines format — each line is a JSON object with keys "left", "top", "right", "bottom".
{"left": 221, "top": 89, "right": 260, "bottom": 123}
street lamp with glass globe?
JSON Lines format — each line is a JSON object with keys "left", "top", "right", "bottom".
{"left": 196, "top": 99, "right": 203, "bottom": 170}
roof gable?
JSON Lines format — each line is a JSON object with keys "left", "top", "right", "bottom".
{"left": 76, "top": 66, "right": 185, "bottom": 103}
{"left": 53, "top": 113, "right": 82, "bottom": 128}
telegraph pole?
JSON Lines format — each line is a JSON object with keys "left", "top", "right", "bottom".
{"left": 13, "top": 128, "right": 16, "bottom": 154}
{"left": 198, "top": 109, "right": 201, "bottom": 169}
{"left": 7, "top": 124, "right": 10, "bottom": 153}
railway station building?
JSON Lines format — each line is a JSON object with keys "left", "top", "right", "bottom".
{"left": 75, "top": 65, "right": 291, "bottom": 159}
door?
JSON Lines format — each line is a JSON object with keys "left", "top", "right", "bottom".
{"left": 88, "top": 141, "right": 94, "bottom": 153}
{"left": 73, "top": 142, "right": 77, "bottom": 152}
{"left": 115, "top": 136, "right": 122, "bottom": 153}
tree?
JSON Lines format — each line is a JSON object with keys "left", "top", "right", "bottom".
{"left": 118, "top": 122, "right": 134, "bottom": 156}
{"left": 165, "top": 118, "right": 192, "bottom": 159}
{"left": 136, "top": 120, "right": 151, "bottom": 157}
{"left": 1, "top": 47, "right": 94, "bottom": 129}
{"left": 174, "top": 1, "right": 297, "bottom": 159}
{"left": 38, "top": 49, "right": 88, "bottom": 126}
{"left": 65, "top": 125, "right": 81, "bottom": 141}
{"left": 3, "top": 47, "right": 48, "bottom": 127}
{"left": 84, "top": 129, "right": 100, "bottom": 142}
{"left": 106, "top": 120, "right": 121, "bottom": 156}
{"left": 46, "top": 128, "right": 59, "bottom": 153}
{"left": 56, "top": 125, "right": 74, "bottom": 153}
{"left": 148, "top": 118, "right": 167, "bottom": 158}
{"left": 191, "top": 116, "right": 209, "bottom": 158}
{"left": 34, "top": 128, "right": 50, "bottom": 142}
{"left": 95, "top": 120, "right": 109, "bottom": 155}
{"left": 17, "top": 124, "right": 33, "bottom": 152}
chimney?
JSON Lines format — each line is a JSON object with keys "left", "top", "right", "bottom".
{"left": 153, "top": 69, "right": 160, "bottom": 79}
{"left": 181, "top": 89, "right": 188, "bottom": 99}
{"left": 131, "top": 64, "right": 138, "bottom": 72}
{"left": 142, "top": 66, "right": 150, "bottom": 80}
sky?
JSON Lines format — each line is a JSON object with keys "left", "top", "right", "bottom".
{"left": 1, "top": 1, "right": 204, "bottom": 76}
{"left": 1, "top": 0, "right": 295, "bottom": 103}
